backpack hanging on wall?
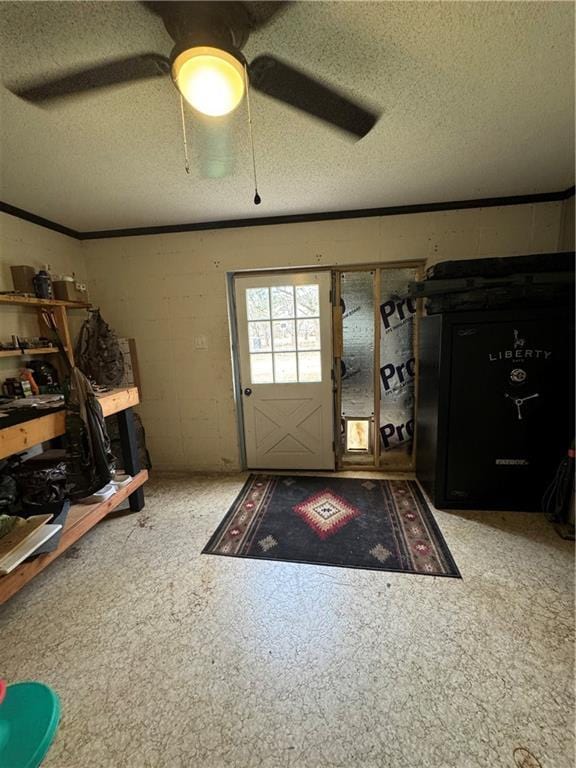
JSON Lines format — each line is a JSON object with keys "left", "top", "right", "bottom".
{"left": 75, "top": 309, "right": 125, "bottom": 387}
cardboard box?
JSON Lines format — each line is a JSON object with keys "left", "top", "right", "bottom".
{"left": 10, "top": 265, "right": 35, "bottom": 294}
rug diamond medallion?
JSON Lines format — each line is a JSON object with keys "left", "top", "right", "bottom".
{"left": 203, "top": 475, "right": 460, "bottom": 578}
{"left": 293, "top": 490, "right": 361, "bottom": 539}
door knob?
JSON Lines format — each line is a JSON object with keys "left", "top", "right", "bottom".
{"left": 244, "top": 388, "right": 252, "bottom": 396}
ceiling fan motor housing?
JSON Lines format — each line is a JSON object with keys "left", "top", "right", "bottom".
{"left": 157, "top": 1, "right": 252, "bottom": 64}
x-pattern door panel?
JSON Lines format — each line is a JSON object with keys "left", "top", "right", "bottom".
{"left": 235, "top": 272, "right": 334, "bottom": 470}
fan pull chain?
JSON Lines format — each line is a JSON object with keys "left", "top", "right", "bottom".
{"left": 179, "top": 94, "right": 191, "bottom": 175}
{"left": 244, "top": 63, "right": 261, "bottom": 205}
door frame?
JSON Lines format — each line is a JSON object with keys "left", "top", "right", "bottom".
{"left": 333, "top": 260, "right": 426, "bottom": 471}
{"left": 227, "top": 270, "right": 248, "bottom": 469}
{"left": 227, "top": 260, "right": 425, "bottom": 472}
{"left": 227, "top": 266, "right": 336, "bottom": 472}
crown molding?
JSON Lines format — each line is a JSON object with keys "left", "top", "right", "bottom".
{"left": 0, "top": 201, "right": 78, "bottom": 239}
{"left": 1, "top": 186, "right": 574, "bottom": 242}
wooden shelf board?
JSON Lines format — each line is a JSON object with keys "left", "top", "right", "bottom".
{"left": 24, "top": 347, "right": 62, "bottom": 355}
{"left": 0, "top": 347, "right": 61, "bottom": 358}
{"left": 0, "top": 387, "right": 140, "bottom": 460}
{"left": 0, "top": 295, "right": 89, "bottom": 309}
{"left": 0, "top": 469, "right": 149, "bottom": 604}
{"left": 99, "top": 387, "right": 139, "bottom": 417}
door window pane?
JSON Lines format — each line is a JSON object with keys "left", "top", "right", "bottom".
{"left": 250, "top": 353, "right": 274, "bottom": 383}
{"left": 248, "top": 321, "right": 272, "bottom": 353}
{"left": 296, "top": 285, "right": 319, "bottom": 317}
{"left": 246, "top": 287, "right": 270, "bottom": 320}
{"left": 297, "top": 318, "right": 320, "bottom": 350}
{"left": 298, "top": 351, "right": 322, "bottom": 382}
{"left": 271, "top": 286, "right": 295, "bottom": 318}
{"left": 245, "top": 282, "right": 323, "bottom": 384}
{"left": 274, "top": 352, "right": 298, "bottom": 382}
{"left": 272, "top": 320, "right": 296, "bottom": 351}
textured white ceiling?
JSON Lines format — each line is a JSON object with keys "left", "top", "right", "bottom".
{"left": 0, "top": 1, "right": 574, "bottom": 231}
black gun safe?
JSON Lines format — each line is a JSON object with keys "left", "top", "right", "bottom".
{"left": 416, "top": 307, "right": 574, "bottom": 510}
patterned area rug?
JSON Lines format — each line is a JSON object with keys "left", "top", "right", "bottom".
{"left": 203, "top": 475, "right": 460, "bottom": 578}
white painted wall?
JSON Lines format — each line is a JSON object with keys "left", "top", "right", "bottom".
{"left": 82, "top": 201, "right": 563, "bottom": 472}
{"left": 0, "top": 213, "right": 86, "bottom": 380}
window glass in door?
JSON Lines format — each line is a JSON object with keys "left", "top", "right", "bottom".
{"left": 246, "top": 285, "right": 322, "bottom": 384}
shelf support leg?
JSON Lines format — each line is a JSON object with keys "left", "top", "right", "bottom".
{"left": 116, "top": 407, "right": 145, "bottom": 512}
{"left": 52, "top": 306, "right": 75, "bottom": 366}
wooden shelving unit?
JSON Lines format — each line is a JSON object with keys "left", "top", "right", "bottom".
{"left": 0, "top": 295, "right": 89, "bottom": 309}
{"left": 0, "top": 468, "right": 148, "bottom": 604}
{"left": 0, "top": 347, "right": 62, "bottom": 358}
{"left": 0, "top": 292, "right": 148, "bottom": 603}
{"left": 0, "top": 292, "right": 89, "bottom": 371}
{"left": 0, "top": 388, "right": 146, "bottom": 603}
{"left": 0, "top": 385, "right": 147, "bottom": 604}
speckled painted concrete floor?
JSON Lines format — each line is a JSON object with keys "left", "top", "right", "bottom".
{"left": 0, "top": 474, "right": 574, "bottom": 768}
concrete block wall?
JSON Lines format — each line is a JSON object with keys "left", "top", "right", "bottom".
{"left": 82, "top": 200, "right": 564, "bottom": 472}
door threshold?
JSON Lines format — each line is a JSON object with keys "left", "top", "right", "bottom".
{"left": 244, "top": 468, "right": 416, "bottom": 480}
{"left": 339, "top": 463, "right": 414, "bottom": 473}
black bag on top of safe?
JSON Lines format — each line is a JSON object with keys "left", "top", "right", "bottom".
{"left": 425, "top": 251, "right": 575, "bottom": 280}
{"left": 411, "top": 251, "right": 574, "bottom": 314}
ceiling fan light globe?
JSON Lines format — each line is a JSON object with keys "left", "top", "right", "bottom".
{"left": 172, "top": 47, "right": 245, "bottom": 117}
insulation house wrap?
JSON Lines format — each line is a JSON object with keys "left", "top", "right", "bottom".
{"left": 340, "top": 271, "right": 375, "bottom": 439}
{"left": 379, "top": 269, "right": 418, "bottom": 455}
{"left": 340, "top": 267, "right": 419, "bottom": 459}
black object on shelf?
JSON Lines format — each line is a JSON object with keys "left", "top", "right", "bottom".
{"left": 33, "top": 269, "right": 53, "bottom": 300}
{"left": 416, "top": 307, "right": 575, "bottom": 511}
{"left": 26, "top": 359, "right": 60, "bottom": 389}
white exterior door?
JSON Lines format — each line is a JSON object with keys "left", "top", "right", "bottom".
{"left": 234, "top": 271, "right": 335, "bottom": 470}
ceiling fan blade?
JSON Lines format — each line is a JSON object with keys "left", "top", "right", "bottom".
{"left": 9, "top": 54, "right": 171, "bottom": 103}
{"left": 249, "top": 54, "right": 379, "bottom": 139}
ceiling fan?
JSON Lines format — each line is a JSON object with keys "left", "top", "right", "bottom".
{"left": 8, "top": 1, "right": 379, "bottom": 140}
